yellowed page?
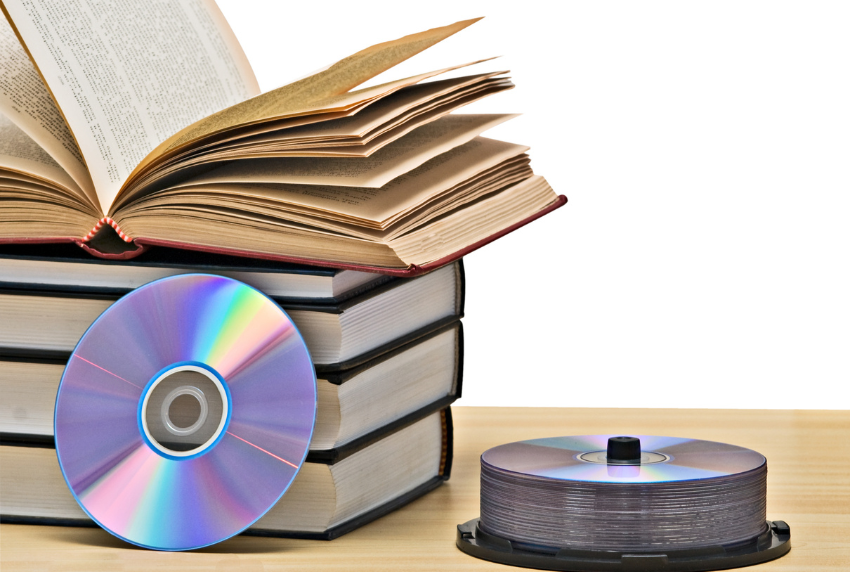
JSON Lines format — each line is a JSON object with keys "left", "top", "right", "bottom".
{"left": 126, "top": 104, "right": 513, "bottom": 202}
{"left": 176, "top": 114, "right": 518, "bottom": 189}
{"left": 208, "top": 78, "right": 511, "bottom": 152}
{"left": 0, "top": 16, "right": 96, "bottom": 209}
{"left": 158, "top": 69, "right": 503, "bottom": 155}
{"left": 390, "top": 175, "right": 557, "bottom": 265}
{"left": 1, "top": 0, "right": 259, "bottom": 213}
{"left": 164, "top": 137, "right": 529, "bottom": 225}
{"left": 0, "top": 113, "right": 95, "bottom": 209}
{"left": 177, "top": 76, "right": 509, "bottom": 160}
{"left": 188, "top": 86, "right": 512, "bottom": 162}
{"left": 295, "top": 136, "right": 529, "bottom": 223}
{"left": 150, "top": 19, "right": 482, "bottom": 159}
{"left": 115, "top": 59, "right": 497, "bottom": 212}
{"left": 0, "top": 170, "right": 52, "bottom": 186}
{"left": 236, "top": 73, "right": 509, "bottom": 143}
{"left": 243, "top": 83, "right": 512, "bottom": 154}
{"left": 382, "top": 160, "right": 533, "bottom": 237}
{"left": 127, "top": 157, "right": 532, "bottom": 241}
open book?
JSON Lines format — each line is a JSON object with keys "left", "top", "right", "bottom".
{"left": 0, "top": 1, "right": 564, "bottom": 275}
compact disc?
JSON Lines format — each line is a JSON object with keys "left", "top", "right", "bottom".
{"left": 482, "top": 434, "right": 766, "bottom": 483}
{"left": 54, "top": 274, "right": 317, "bottom": 550}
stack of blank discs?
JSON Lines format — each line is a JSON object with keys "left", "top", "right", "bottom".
{"left": 457, "top": 435, "right": 791, "bottom": 571}
{"left": 482, "top": 434, "right": 767, "bottom": 550}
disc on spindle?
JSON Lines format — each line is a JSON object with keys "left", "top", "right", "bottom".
{"left": 456, "top": 434, "right": 791, "bottom": 571}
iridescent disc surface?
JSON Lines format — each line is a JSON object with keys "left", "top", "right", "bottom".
{"left": 55, "top": 274, "right": 317, "bottom": 550}
{"left": 482, "top": 435, "right": 765, "bottom": 483}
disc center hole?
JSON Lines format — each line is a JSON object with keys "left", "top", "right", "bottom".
{"left": 141, "top": 366, "right": 227, "bottom": 456}
{"left": 168, "top": 393, "right": 203, "bottom": 429}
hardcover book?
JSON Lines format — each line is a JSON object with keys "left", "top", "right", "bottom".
{"left": 0, "top": 260, "right": 465, "bottom": 369}
{"left": 1, "top": 408, "right": 454, "bottom": 540}
{"left": 0, "top": 321, "right": 464, "bottom": 462}
{"left": 0, "top": 2, "right": 565, "bottom": 275}
{"left": 0, "top": 242, "right": 391, "bottom": 302}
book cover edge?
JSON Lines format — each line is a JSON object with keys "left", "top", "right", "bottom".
{"left": 0, "top": 195, "right": 566, "bottom": 277}
{"left": 0, "top": 259, "right": 463, "bottom": 314}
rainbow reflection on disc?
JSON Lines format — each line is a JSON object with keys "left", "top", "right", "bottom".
{"left": 54, "top": 274, "right": 317, "bottom": 550}
{"left": 482, "top": 435, "right": 765, "bottom": 484}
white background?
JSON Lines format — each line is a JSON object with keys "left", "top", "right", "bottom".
{"left": 217, "top": 1, "right": 850, "bottom": 410}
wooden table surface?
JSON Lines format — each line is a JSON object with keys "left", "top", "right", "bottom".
{"left": 1, "top": 406, "right": 848, "bottom": 571}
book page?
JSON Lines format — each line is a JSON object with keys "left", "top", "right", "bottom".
{"left": 163, "top": 137, "right": 529, "bottom": 225}
{"left": 1, "top": 0, "right": 259, "bottom": 212}
{"left": 157, "top": 68, "right": 503, "bottom": 156}
{"left": 177, "top": 114, "right": 518, "bottom": 189}
{"left": 389, "top": 175, "right": 557, "bottom": 264}
{"left": 207, "top": 77, "right": 511, "bottom": 152}
{"left": 191, "top": 83, "right": 511, "bottom": 164}
{"left": 115, "top": 57, "right": 497, "bottom": 212}
{"left": 0, "top": 112, "right": 92, "bottom": 205}
{"left": 239, "top": 83, "right": 512, "bottom": 156}
{"left": 234, "top": 72, "right": 509, "bottom": 143}
{"left": 151, "top": 19, "right": 482, "bottom": 159}
{"left": 0, "top": 16, "right": 96, "bottom": 209}
{"left": 142, "top": 154, "right": 532, "bottom": 242}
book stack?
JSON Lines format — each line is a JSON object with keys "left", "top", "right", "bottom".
{"left": 0, "top": 0, "right": 564, "bottom": 543}
{"left": 0, "top": 243, "right": 463, "bottom": 538}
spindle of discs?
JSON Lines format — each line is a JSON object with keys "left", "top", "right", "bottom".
{"left": 456, "top": 434, "right": 791, "bottom": 571}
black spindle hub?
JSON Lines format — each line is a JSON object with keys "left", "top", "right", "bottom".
{"left": 607, "top": 436, "right": 642, "bottom": 463}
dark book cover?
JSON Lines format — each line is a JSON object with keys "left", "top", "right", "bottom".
{"left": 0, "top": 242, "right": 393, "bottom": 304}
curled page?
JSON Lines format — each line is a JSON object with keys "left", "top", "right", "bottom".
{"left": 0, "top": 111, "right": 86, "bottom": 197}
{"left": 177, "top": 114, "right": 519, "bottom": 189}
{"left": 153, "top": 19, "right": 483, "bottom": 159}
{"left": 2, "top": 0, "right": 259, "bottom": 212}
{"left": 0, "top": 15, "right": 97, "bottom": 210}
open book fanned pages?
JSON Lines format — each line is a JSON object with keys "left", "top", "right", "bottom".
{"left": 0, "top": 1, "right": 565, "bottom": 276}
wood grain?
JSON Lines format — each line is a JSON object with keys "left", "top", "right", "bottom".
{"left": 1, "top": 406, "right": 848, "bottom": 570}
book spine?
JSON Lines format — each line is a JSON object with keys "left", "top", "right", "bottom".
{"left": 75, "top": 241, "right": 149, "bottom": 260}
{"left": 441, "top": 407, "right": 454, "bottom": 480}
{"left": 455, "top": 321, "right": 465, "bottom": 400}
{"left": 82, "top": 218, "right": 132, "bottom": 243}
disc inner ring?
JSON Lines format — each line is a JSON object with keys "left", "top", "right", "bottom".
{"left": 578, "top": 451, "right": 670, "bottom": 465}
{"left": 140, "top": 364, "right": 230, "bottom": 459}
{"left": 161, "top": 385, "right": 209, "bottom": 436}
